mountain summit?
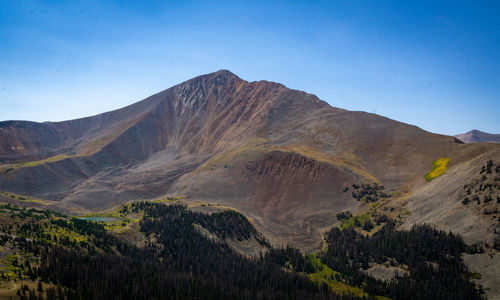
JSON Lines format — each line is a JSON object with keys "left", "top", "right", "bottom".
{"left": 455, "top": 129, "right": 500, "bottom": 143}
{"left": 1, "top": 70, "right": 499, "bottom": 252}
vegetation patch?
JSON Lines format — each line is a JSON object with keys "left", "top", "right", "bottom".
{"left": 348, "top": 183, "right": 391, "bottom": 203}
{"left": 78, "top": 216, "right": 119, "bottom": 222}
{"left": 338, "top": 212, "right": 371, "bottom": 231}
{"left": 306, "top": 254, "right": 367, "bottom": 298}
{"left": 424, "top": 157, "right": 450, "bottom": 181}
{"left": 0, "top": 192, "right": 53, "bottom": 205}
{"left": 0, "top": 154, "right": 72, "bottom": 173}
{"left": 153, "top": 196, "right": 185, "bottom": 203}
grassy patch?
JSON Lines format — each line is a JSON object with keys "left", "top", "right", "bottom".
{"left": 0, "top": 254, "right": 23, "bottom": 280}
{"left": 424, "top": 157, "right": 450, "bottom": 182}
{"left": 340, "top": 213, "right": 370, "bottom": 230}
{"left": 46, "top": 222, "right": 90, "bottom": 243}
{"left": 0, "top": 191, "right": 53, "bottom": 205}
{"left": 306, "top": 254, "right": 366, "bottom": 297}
{"left": 470, "top": 272, "right": 481, "bottom": 280}
{"left": 0, "top": 154, "right": 72, "bottom": 173}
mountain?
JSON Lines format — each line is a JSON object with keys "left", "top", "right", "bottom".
{"left": 455, "top": 129, "right": 500, "bottom": 143}
{"left": 1, "top": 70, "right": 500, "bottom": 296}
{"left": 0, "top": 70, "right": 499, "bottom": 252}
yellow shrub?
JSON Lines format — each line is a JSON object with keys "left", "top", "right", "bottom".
{"left": 424, "top": 158, "right": 450, "bottom": 181}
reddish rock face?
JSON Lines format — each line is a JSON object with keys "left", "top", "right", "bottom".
{"left": 1, "top": 70, "right": 499, "bottom": 251}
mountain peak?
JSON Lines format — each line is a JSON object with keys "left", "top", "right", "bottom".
{"left": 455, "top": 129, "right": 500, "bottom": 143}
{"left": 199, "top": 69, "right": 240, "bottom": 81}
{"left": 178, "top": 70, "right": 242, "bottom": 91}
{"left": 213, "top": 69, "right": 238, "bottom": 77}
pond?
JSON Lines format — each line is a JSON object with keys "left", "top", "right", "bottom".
{"left": 79, "top": 216, "right": 119, "bottom": 222}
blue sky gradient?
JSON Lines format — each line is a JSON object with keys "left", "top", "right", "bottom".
{"left": 1, "top": 0, "right": 499, "bottom": 135}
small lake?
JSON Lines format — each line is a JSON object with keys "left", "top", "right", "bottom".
{"left": 79, "top": 216, "right": 119, "bottom": 222}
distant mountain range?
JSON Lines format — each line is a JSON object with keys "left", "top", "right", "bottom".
{"left": 455, "top": 129, "right": 500, "bottom": 143}
{"left": 1, "top": 70, "right": 499, "bottom": 296}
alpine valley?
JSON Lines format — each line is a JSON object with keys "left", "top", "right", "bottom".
{"left": 0, "top": 70, "right": 499, "bottom": 299}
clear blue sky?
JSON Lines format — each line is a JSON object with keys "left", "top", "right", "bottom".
{"left": 1, "top": 1, "right": 499, "bottom": 135}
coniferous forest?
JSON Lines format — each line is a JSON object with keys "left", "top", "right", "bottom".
{"left": 0, "top": 202, "right": 484, "bottom": 299}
